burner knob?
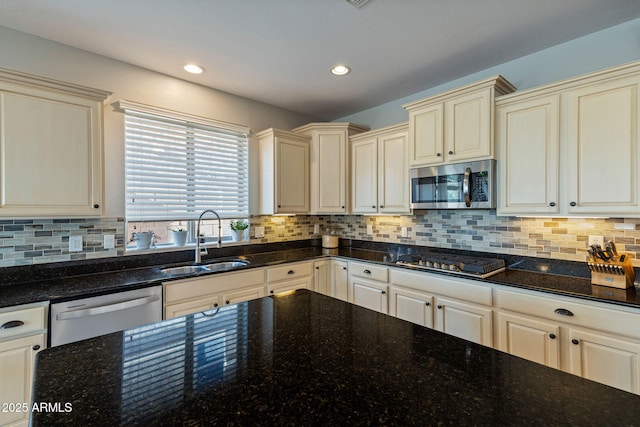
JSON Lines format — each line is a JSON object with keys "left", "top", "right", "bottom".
{"left": 425, "top": 261, "right": 433, "bottom": 268}
{"left": 433, "top": 262, "right": 441, "bottom": 269}
{"left": 418, "top": 260, "right": 425, "bottom": 266}
{"left": 448, "top": 264, "right": 458, "bottom": 271}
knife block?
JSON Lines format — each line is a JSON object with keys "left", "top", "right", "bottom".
{"left": 589, "top": 254, "right": 635, "bottom": 289}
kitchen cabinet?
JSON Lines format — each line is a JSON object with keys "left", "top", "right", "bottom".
{"left": 266, "top": 261, "right": 313, "bottom": 295}
{"left": 331, "top": 260, "right": 349, "bottom": 302}
{"left": 0, "top": 302, "right": 47, "bottom": 427}
{"left": 163, "top": 268, "right": 265, "bottom": 319}
{"left": 403, "top": 76, "right": 515, "bottom": 167}
{"left": 350, "top": 123, "right": 410, "bottom": 214}
{"left": 0, "top": 68, "right": 109, "bottom": 217}
{"left": 498, "top": 288, "right": 640, "bottom": 394}
{"left": 313, "top": 259, "right": 331, "bottom": 295}
{"left": 292, "top": 123, "right": 368, "bottom": 214}
{"left": 257, "top": 128, "right": 310, "bottom": 214}
{"left": 390, "top": 268, "right": 494, "bottom": 346}
{"left": 348, "top": 261, "right": 389, "bottom": 314}
{"left": 496, "top": 62, "right": 640, "bottom": 216}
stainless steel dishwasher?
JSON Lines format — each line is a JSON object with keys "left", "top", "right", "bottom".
{"left": 50, "top": 285, "right": 162, "bottom": 347}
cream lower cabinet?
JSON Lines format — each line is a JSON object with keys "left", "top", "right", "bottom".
{"left": 0, "top": 69, "right": 109, "bottom": 217}
{"left": 163, "top": 269, "right": 265, "bottom": 319}
{"left": 350, "top": 123, "right": 410, "bottom": 214}
{"left": 390, "top": 269, "right": 493, "bottom": 346}
{"left": 313, "top": 260, "right": 331, "bottom": 296}
{"left": 348, "top": 261, "right": 389, "bottom": 314}
{"left": 0, "top": 302, "right": 48, "bottom": 427}
{"left": 266, "top": 261, "right": 313, "bottom": 296}
{"left": 331, "top": 260, "right": 349, "bottom": 302}
{"left": 498, "top": 288, "right": 640, "bottom": 394}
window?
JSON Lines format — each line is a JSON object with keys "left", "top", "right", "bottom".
{"left": 117, "top": 101, "right": 249, "bottom": 249}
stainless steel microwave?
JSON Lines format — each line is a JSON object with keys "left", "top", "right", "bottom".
{"left": 410, "top": 159, "right": 496, "bottom": 209}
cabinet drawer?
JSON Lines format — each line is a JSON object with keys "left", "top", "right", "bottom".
{"left": 267, "top": 261, "right": 313, "bottom": 282}
{"left": 349, "top": 261, "right": 388, "bottom": 282}
{"left": 498, "top": 289, "right": 640, "bottom": 340}
{"left": 0, "top": 304, "right": 47, "bottom": 340}
{"left": 165, "top": 269, "right": 265, "bottom": 303}
{"left": 390, "top": 268, "right": 492, "bottom": 306}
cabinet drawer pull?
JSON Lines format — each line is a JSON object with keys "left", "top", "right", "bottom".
{"left": 288, "top": 270, "right": 295, "bottom": 275}
{"left": 33, "top": 345, "right": 41, "bottom": 351}
{"left": 363, "top": 269, "right": 371, "bottom": 275}
{"left": 571, "top": 339, "right": 580, "bottom": 345}
{"left": 549, "top": 333, "right": 556, "bottom": 339}
{"left": 1, "top": 320, "right": 25, "bottom": 329}
{"left": 554, "top": 308, "right": 574, "bottom": 317}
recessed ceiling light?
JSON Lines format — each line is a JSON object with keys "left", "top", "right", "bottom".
{"left": 330, "top": 65, "right": 351, "bottom": 76}
{"left": 184, "top": 64, "right": 204, "bottom": 74}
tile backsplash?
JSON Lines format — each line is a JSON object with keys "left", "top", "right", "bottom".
{"left": 2, "top": 212, "right": 640, "bottom": 267}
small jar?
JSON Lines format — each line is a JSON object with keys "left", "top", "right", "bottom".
{"left": 322, "top": 227, "right": 339, "bottom": 249}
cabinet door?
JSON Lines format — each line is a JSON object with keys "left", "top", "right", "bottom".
{"left": 408, "top": 103, "right": 444, "bottom": 166}
{"left": 276, "top": 136, "right": 309, "bottom": 213}
{"left": 566, "top": 75, "right": 640, "bottom": 215}
{"left": 315, "top": 131, "right": 347, "bottom": 213}
{"left": 222, "top": 285, "right": 266, "bottom": 306}
{"left": 497, "top": 95, "right": 560, "bottom": 215}
{"left": 434, "top": 297, "right": 493, "bottom": 346}
{"left": 0, "top": 89, "right": 103, "bottom": 217}
{"left": 351, "top": 138, "right": 378, "bottom": 213}
{"left": 378, "top": 130, "right": 410, "bottom": 214}
{"left": 445, "top": 88, "right": 492, "bottom": 162}
{"left": 331, "top": 260, "right": 349, "bottom": 302}
{"left": 313, "top": 260, "right": 331, "bottom": 296}
{"left": 389, "top": 286, "right": 434, "bottom": 328}
{"left": 164, "top": 296, "right": 220, "bottom": 319}
{"left": 0, "top": 334, "right": 44, "bottom": 427}
{"left": 350, "top": 277, "right": 388, "bottom": 314}
{"left": 568, "top": 328, "right": 640, "bottom": 394}
{"left": 267, "top": 277, "right": 311, "bottom": 296}
{"left": 498, "top": 312, "right": 560, "bottom": 368}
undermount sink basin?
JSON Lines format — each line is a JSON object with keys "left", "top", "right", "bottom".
{"left": 160, "top": 259, "right": 250, "bottom": 276}
{"left": 160, "top": 265, "right": 211, "bottom": 276}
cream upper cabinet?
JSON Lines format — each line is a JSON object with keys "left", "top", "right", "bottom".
{"left": 496, "top": 62, "right": 640, "bottom": 216}
{"left": 292, "top": 123, "right": 368, "bottom": 214}
{"left": 257, "top": 128, "right": 310, "bottom": 214}
{"left": 566, "top": 75, "right": 640, "bottom": 215}
{"left": 496, "top": 94, "right": 561, "bottom": 215}
{"left": 350, "top": 123, "right": 410, "bottom": 214}
{"left": 404, "top": 76, "right": 515, "bottom": 167}
{"left": 0, "top": 68, "right": 109, "bottom": 217}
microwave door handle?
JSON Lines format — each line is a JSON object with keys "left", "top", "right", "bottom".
{"left": 463, "top": 167, "right": 472, "bottom": 207}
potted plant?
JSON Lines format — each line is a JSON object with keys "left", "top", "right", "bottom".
{"left": 171, "top": 227, "right": 188, "bottom": 246}
{"left": 230, "top": 220, "right": 249, "bottom": 242}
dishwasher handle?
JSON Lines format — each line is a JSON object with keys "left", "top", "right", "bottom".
{"left": 55, "top": 295, "right": 160, "bottom": 321}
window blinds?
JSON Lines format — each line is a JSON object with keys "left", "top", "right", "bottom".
{"left": 120, "top": 102, "right": 249, "bottom": 221}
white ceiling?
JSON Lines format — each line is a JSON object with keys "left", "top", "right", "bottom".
{"left": 2, "top": 0, "right": 640, "bottom": 120}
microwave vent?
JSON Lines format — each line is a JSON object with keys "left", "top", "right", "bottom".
{"left": 345, "top": 0, "right": 372, "bottom": 9}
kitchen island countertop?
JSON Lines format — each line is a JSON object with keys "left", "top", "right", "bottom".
{"left": 32, "top": 289, "right": 640, "bottom": 426}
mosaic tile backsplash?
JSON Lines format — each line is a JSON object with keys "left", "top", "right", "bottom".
{"left": 2, "top": 212, "right": 640, "bottom": 267}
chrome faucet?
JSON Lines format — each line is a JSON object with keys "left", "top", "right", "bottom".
{"left": 195, "top": 210, "right": 222, "bottom": 264}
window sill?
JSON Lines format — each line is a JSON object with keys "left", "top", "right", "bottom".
{"left": 125, "top": 239, "right": 251, "bottom": 255}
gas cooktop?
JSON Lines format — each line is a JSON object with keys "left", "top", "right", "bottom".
{"left": 395, "top": 252, "right": 505, "bottom": 279}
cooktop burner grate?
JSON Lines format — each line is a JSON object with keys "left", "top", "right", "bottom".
{"left": 395, "top": 253, "right": 505, "bottom": 278}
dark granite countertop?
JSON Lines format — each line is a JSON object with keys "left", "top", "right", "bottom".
{"left": 1, "top": 239, "right": 639, "bottom": 310}
{"left": 32, "top": 290, "right": 640, "bottom": 426}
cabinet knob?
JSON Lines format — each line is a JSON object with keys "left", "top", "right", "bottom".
{"left": 315, "top": 266, "right": 319, "bottom": 270}
{"left": 226, "top": 300, "right": 230, "bottom": 305}
{"left": 554, "top": 308, "right": 574, "bottom": 317}
{"left": 448, "top": 150, "right": 453, "bottom": 155}
{"left": 270, "top": 290, "right": 274, "bottom": 294}
{"left": 341, "top": 206, "right": 345, "bottom": 209}
{"left": 93, "top": 204, "right": 100, "bottom": 209}
{"left": 425, "top": 302, "right": 430, "bottom": 306}
{"left": 437, "top": 305, "right": 443, "bottom": 309}
{"left": 571, "top": 339, "right": 580, "bottom": 345}
{"left": 549, "top": 202, "right": 556, "bottom": 207}
{"left": 278, "top": 205, "right": 281, "bottom": 208}
{"left": 436, "top": 153, "right": 442, "bottom": 157}
{"left": 342, "top": 267, "right": 347, "bottom": 270}
{"left": 379, "top": 205, "right": 384, "bottom": 208}
{"left": 371, "top": 205, "right": 376, "bottom": 209}
{"left": 570, "top": 202, "right": 577, "bottom": 207}
{"left": 213, "top": 303, "right": 218, "bottom": 308}
{"left": 33, "top": 345, "right": 41, "bottom": 351}
{"left": 381, "top": 290, "right": 386, "bottom": 295}
{"left": 549, "top": 333, "right": 556, "bottom": 339}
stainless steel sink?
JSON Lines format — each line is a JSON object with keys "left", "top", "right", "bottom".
{"left": 160, "top": 259, "right": 250, "bottom": 276}
{"left": 160, "top": 265, "right": 211, "bottom": 276}
{"left": 204, "top": 260, "right": 250, "bottom": 271}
